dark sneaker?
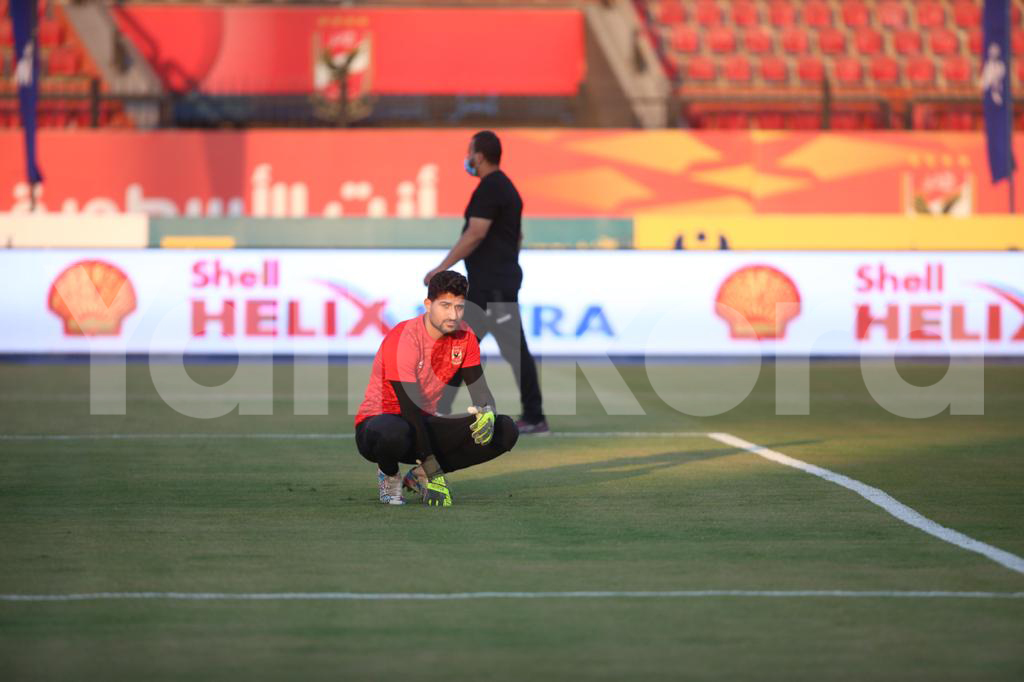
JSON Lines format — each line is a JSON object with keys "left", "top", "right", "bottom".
{"left": 515, "top": 418, "right": 550, "bottom": 436}
{"left": 403, "top": 466, "right": 426, "bottom": 497}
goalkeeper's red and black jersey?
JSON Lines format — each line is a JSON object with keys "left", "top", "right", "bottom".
{"left": 355, "top": 315, "right": 481, "bottom": 426}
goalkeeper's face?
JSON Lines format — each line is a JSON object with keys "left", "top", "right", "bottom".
{"left": 425, "top": 293, "right": 466, "bottom": 336}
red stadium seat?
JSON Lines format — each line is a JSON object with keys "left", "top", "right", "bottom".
{"left": 37, "top": 17, "right": 64, "bottom": 47}
{"left": 855, "top": 27, "right": 884, "bottom": 55}
{"left": 908, "top": 57, "right": 936, "bottom": 86}
{"left": 930, "top": 29, "right": 959, "bottom": 56}
{"left": 769, "top": 0, "right": 796, "bottom": 27}
{"left": 781, "top": 27, "right": 810, "bottom": 54}
{"left": 819, "top": 27, "right": 847, "bottom": 55}
{"left": 695, "top": 0, "right": 723, "bottom": 27}
{"left": 916, "top": 1, "right": 946, "bottom": 29}
{"left": 798, "top": 56, "right": 825, "bottom": 83}
{"left": 731, "top": 0, "right": 759, "bottom": 27}
{"left": 760, "top": 56, "right": 789, "bottom": 83}
{"left": 871, "top": 55, "right": 901, "bottom": 84}
{"left": 657, "top": 0, "right": 685, "bottom": 24}
{"left": 46, "top": 46, "right": 81, "bottom": 76}
{"left": 792, "top": 113, "right": 820, "bottom": 129}
{"left": 0, "top": 20, "right": 11, "bottom": 47}
{"left": 709, "top": 27, "right": 736, "bottom": 53}
{"left": 1017, "top": 59, "right": 1024, "bottom": 85}
{"left": 830, "top": 113, "right": 862, "bottom": 129}
{"left": 1014, "top": 28, "right": 1024, "bottom": 56}
{"left": 941, "top": 111, "right": 976, "bottom": 130}
{"left": 841, "top": 1, "right": 870, "bottom": 28}
{"left": 968, "top": 28, "right": 982, "bottom": 56}
{"left": 893, "top": 29, "right": 922, "bottom": 55}
{"left": 717, "top": 113, "right": 748, "bottom": 129}
{"left": 686, "top": 56, "right": 716, "bottom": 82}
{"left": 755, "top": 113, "right": 786, "bottom": 129}
{"left": 834, "top": 57, "right": 863, "bottom": 85}
{"left": 724, "top": 55, "right": 752, "bottom": 83}
{"left": 804, "top": 0, "right": 832, "bottom": 28}
{"left": 744, "top": 27, "right": 773, "bottom": 54}
{"left": 878, "top": 0, "right": 908, "bottom": 28}
{"left": 953, "top": 0, "right": 981, "bottom": 28}
{"left": 672, "top": 25, "right": 700, "bottom": 53}
{"left": 943, "top": 56, "right": 972, "bottom": 85}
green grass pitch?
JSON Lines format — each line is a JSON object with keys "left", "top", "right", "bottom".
{"left": 0, "top": 359, "right": 1022, "bottom": 680}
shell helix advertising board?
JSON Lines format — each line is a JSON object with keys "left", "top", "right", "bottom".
{"left": 1, "top": 250, "right": 1022, "bottom": 357}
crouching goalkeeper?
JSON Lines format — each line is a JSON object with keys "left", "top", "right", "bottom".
{"left": 354, "top": 270, "right": 519, "bottom": 506}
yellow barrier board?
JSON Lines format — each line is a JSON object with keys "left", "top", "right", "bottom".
{"left": 633, "top": 214, "right": 1024, "bottom": 251}
{"left": 160, "top": 236, "right": 238, "bottom": 249}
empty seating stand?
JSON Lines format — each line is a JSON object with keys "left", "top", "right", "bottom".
{"left": 0, "top": 0, "right": 130, "bottom": 128}
{"left": 638, "top": 0, "right": 1024, "bottom": 129}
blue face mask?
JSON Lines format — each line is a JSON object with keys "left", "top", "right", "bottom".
{"left": 464, "top": 158, "right": 478, "bottom": 177}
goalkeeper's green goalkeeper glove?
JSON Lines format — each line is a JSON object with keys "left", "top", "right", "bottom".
{"left": 468, "top": 405, "right": 495, "bottom": 445}
{"left": 419, "top": 456, "right": 452, "bottom": 507}
{"left": 424, "top": 474, "right": 452, "bottom": 507}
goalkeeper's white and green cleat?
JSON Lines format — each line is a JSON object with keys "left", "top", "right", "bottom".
{"left": 377, "top": 468, "right": 405, "bottom": 505}
{"left": 424, "top": 474, "right": 453, "bottom": 507}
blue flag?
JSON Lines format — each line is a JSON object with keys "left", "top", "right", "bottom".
{"left": 9, "top": 0, "right": 43, "bottom": 185}
{"left": 982, "top": 0, "right": 1016, "bottom": 184}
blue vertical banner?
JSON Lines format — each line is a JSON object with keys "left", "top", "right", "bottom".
{"left": 981, "top": 0, "right": 1016, "bottom": 185}
{"left": 9, "top": 0, "right": 44, "bottom": 186}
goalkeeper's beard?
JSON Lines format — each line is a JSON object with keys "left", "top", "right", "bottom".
{"left": 429, "top": 316, "right": 459, "bottom": 336}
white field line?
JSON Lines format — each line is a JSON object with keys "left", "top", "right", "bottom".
{"left": 3, "top": 430, "right": 1021, "bottom": 579}
{"left": 709, "top": 432, "right": 1024, "bottom": 576}
{"left": 1, "top": 590, "right": 1022, "bottom": 603}
{"left": 0, "top": 432, "right": 707, "bottom": 442}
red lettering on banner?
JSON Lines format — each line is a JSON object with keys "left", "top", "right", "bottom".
{"left": 325, "top": 301, "right": 337, "bottom": 337}
{"left": 347, "top": 301, "right": 389, "bottom": 337}
{"left": 856, "top": 304, "right": 899, "bottom": 340}
{"left": 855, "top": 264, "right": 944, "bottom": 293}
{"left": 192, "top": 260, "right": 280, "bottom": 289}
{"left": 192, "top": 299, "right": 236, "bottom": 336}
{"left": 988, "top": 305, "right": 1002, "bottom": 341}
{"left": 950, "top": 305, "right": 980, "bottom": 341}
{"left": 288, "top": 301, "right": 315, "bottom": 336}
{"left": 908, "top": 304, "right": 942, "bottom": 341}
{"left": 855, "top": 301, "right": 1021, "bottom": 343}
{"left": 246, "top": 300, "right": 278, "bottom": 336}
{"left": 189, "top": 297, "right": 389, "bottom": 339}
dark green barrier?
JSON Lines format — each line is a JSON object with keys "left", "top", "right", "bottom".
{"left": 150, "top": 218, "right": 633, "bottom": 249}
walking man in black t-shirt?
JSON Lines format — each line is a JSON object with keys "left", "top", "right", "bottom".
{"left": 423, "top": 130, "right": 548, "bottom": 434}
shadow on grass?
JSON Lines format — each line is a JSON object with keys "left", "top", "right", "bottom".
{"left": 468, "top": 439, "right": 821, "bottom": 493}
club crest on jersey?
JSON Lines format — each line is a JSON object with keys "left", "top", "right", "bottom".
{"left": 451, "top": 346, "right": 464, "bottom": 365}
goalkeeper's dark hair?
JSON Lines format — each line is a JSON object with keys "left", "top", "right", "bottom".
{"left": 427, "top": 270, "right": 468, "bottom": 300}
{"left": 471, "top": 130, "right": 502, "bottom": 165}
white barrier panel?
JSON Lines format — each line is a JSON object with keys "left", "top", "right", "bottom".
{"left": 0, "top": 214, "right": 149, "bottom": 248}
{"left": 0, "top": 250, "right": 1021, "bottom": 356}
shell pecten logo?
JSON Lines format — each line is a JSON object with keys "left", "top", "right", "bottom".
{"left": 48, "top": 260, "right": 137, "bottom": 336}
{"left": 715, "top": 265, "right": 801, "bottom": 340}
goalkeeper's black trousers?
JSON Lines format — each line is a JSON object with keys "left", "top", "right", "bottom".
{"left": 355, "top": 412, "right": 519, "bottom": 477}
{"left": 435, "top": 288, "right": 545, "bottom": 424}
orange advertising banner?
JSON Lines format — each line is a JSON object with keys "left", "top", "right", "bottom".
{"left": 2, "top": 129, "right": 1021, "bottom": 217}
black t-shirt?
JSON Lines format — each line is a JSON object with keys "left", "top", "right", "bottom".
{"left": 463, "top": 169, "right": 523, "bottom": 291}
